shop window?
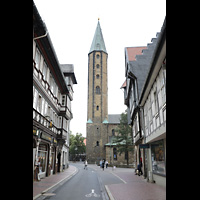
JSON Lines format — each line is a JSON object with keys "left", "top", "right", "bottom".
{"left": 50, "top": 147, "right": 55, "bottom": 173}
{"left": 113, "top": 148, "right": 117, "bottom": 160}
{"left": 38, "top": 144, "right": 48, "bottom": 174}
{"left": 151, "top": 140, "right": 166, "bottom": 176}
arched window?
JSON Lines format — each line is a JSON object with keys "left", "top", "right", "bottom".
{"left": 96, "top": 141, "right": 99, "bottom": 146}
{"left": 113, "top": 148, "right": 117, "bottom": 160}
{"left": 112, "top": 129, "right": 115, "bottom": 136}
{"left": 96, "top": 86, "right": 100, "bottom": 94}
{"left": 96, "top": 74, "right": 99, "bottom": 79}
{"left": 96, "top": 106, "right": 99, "bottom": 110}
{"left": 96, "top": 64, "right": 100, "bottom": 68}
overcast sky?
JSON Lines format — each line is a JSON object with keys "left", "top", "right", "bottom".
{"left": 34, "top": 0, "right": 166, "bottom": 137}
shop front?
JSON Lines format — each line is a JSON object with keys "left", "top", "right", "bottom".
{"left": 38, "top": 142, "right": 49, "bottom": 179}
{"left": 149, "top": 139, "right": 166, "bottom": 187}
{"left": 33, "top": 127, "right": 58, "bottom": 181}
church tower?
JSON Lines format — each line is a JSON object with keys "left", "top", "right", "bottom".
{"left": 86, "top": 20, "right": 108, "bottom": 163}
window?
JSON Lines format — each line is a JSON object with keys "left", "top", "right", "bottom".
{"left": 151, "top": 140, "right": 166, "bottom": 176}
{"left": 38, "top": 95, "right": 42, "bottom": 112}
{"left": 33, "top": 89, "right": 38, "bottom": 109}
{"left": 96, "top": 64, "right": 100, "bottom": 69}
{"left": 96, "top": 74, "right": 99, "bottom": 79}
{"left": 113, "top": 148, "right": 117, "bottom": 160}
{"left": 41, "top": 98, "right": 45, "bottom": 115}
{"left": 35, "top": 48, "right": 41, "bottom": 70}
{"left": 96, "top": 141, "right": 99, "bottom": 146}
{"left": 96, "top": 86, "right": 100, "bottom": 94}
{"left": 96, "top": 54, "right": 100, "bottom": 59}
{"left": 125, "top": 151, "right": 128, "bottom": 160}
{"left": 38, "top": 144, "right": 48, "bottom": 174}
{"left": 112, "top": 129, "right": 115, "bottom": 136}
{"left": 62, "top": 95, "right": 65, "bottom": 106}
{"left": 154, "top": 90, "right": 158, "bottom": 114}
{"left": 96, "top": 106, "right": 99, "bottom": 110}
{"left": 43, "top": 61, "right": 47, "bottom": 81}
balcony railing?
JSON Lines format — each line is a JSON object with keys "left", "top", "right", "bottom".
{"left": 33, "top": 109, "right": 68, "bottom": 141}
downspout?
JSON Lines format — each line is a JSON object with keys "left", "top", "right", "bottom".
{"left": 33, "top": 31, "right": 48, "bottom": 40}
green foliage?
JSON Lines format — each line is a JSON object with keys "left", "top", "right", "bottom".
{"left": 69, "top": 133, "right": 86, "bottom": 160}
{"left": 112, "top": 111, "right": 134, "bottom": 165}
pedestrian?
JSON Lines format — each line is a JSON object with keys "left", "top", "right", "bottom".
{"left": 84, "top": 160, "right": 88, "bottom": 170}
{"left": 137, "top": 158, "right": 143, "bottom": 176}
{"left": 100, "top": 159, "right": 102, "bottom": 168}
{"left": 102, "top": 159, "right": 105, "bottom": 171}
{"left": 105, "top": 160, "right": 108, "bottom": 168}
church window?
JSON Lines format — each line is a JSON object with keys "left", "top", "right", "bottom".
{"left": 96, "top": 86, "right": 100, "bottom": 94}
{"left": 96, "top": 74, "right": 99, "bottom": 79}
{"left": 96, "top": 141, "right": 99, "bottom": 146}
{"left": 96, "top": 64, "right": 99, "bottom": 68}
{"left": 113, "top": 148, "right": 117, "bottom": 160}
{"left": 96, "top": 54, "right": 100, "bottom": 59}
{"left": 96, "top": 106, "right": 99, "bottom": 110}
{"left": 112, "top": 129, "right": 115, "bottom": 136}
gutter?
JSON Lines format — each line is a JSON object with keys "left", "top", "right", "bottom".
{"left": 33, "top": 31, "right": 48, "bottom": 40}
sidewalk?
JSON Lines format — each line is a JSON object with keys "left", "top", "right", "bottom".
{"left": 33, "top": 165, "right": 77, "bottom": 199}
{"left": 89, "top": 164, "right": 166, "bottom": 200}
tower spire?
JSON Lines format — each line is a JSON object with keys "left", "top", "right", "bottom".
{"left": 89, "top": 20, "right": 107, "bottom": 53}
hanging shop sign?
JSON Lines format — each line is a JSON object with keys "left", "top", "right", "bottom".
{"left": 33, "top": 129, "right": 37, "bottom": 135}
{"left": 53, "top": 138, "right": 57, "bottom": 144}
{"left": 33, "top": 129, "right": 40, "bottom": 136}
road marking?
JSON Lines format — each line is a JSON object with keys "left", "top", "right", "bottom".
{"left": 85, "top": 189, "right": 100, "bottom": 198}
{"left": 42, "top": 193, "right": 56, "bottom": 196}
{"left": 110, "top": 172, "right": 127, "bottom": 184}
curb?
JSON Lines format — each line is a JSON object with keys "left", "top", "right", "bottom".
{"left": 33, "top": 167, "right": 78, "bottom": 200}
{"left": 105, "top": 185, "right": 115, "bottom": 200}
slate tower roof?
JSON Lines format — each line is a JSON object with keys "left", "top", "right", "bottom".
{"left": 89, "top": 20, "right": 107, "bottom": 54}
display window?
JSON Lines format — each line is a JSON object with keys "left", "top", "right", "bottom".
{"left": 151, "top": 140, "right": 166, "bottom": 176}
{"left": 50, "top": 147, "right": 55, "bottom": 171}
{"left": 38, "top": 144, "right": 48, "bottom": 174}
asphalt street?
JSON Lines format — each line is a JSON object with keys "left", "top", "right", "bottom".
{"left": 38, "top": 162, "right": 124, "bottom": 200}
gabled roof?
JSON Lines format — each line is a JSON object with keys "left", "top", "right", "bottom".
{"left": 126, "top": 46, "right": 147, "bottom": 61}
{"left": 60, "top": 64, "right": 77, "bottom": 84}
{"left": 89, "top": 20, "right": 107, "bottom": 54}
{"left": 108, "top": 114, "right": 121, "bottom": 124}
{"left": 120, "top": 80, "right": 126, "bottom": 89}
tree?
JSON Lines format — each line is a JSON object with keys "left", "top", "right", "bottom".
{"left": 112, "top": 111, "right": 133, "bottom": 166}
{"left": 69, "top": 133, "right": 86, "bottom": 161}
